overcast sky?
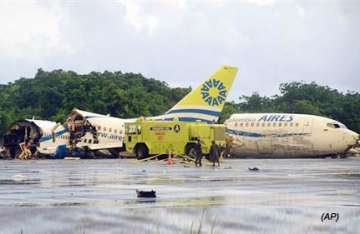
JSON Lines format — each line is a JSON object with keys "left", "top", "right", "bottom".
{"left": 0, "top": 0, "right": 359, "bottom": 100}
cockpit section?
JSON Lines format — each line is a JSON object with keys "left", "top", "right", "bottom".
{"left": 326, "top": 122, "right": 348, "bottom": 129}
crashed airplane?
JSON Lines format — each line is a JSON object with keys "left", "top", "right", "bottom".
{"left": 225, "top": 113, "right": 359, "bottom": 158}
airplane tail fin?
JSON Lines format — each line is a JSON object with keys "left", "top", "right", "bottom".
{"left": 161, "top": 65, "right": 238, "bottom": 123}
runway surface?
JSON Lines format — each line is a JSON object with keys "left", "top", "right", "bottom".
{"left": 0, "top": 158, "right": 359, "bottom": 233}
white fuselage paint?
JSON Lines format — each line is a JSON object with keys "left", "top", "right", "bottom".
{"left": 75, "top": 116, "right": 126, "bottom": 151}
{"left": 30, "top": 120, "right": 68, "bottom": 155}
{"left": 225, "top": 113, "right": 359, "bottom": 158}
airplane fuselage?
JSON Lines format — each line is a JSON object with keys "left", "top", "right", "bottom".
{"left": 225, "top": 113, "right": 359, "bottom": 158}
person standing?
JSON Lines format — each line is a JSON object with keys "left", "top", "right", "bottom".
{"left": 194, "top": 140, "right": 203, "bottom": 167}
{"left": 209, "top": 141, "right": 220, "bottom": 167}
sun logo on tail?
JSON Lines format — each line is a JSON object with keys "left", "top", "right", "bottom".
{"left": 201, "top": 79, "right": 227, "bottom": 106}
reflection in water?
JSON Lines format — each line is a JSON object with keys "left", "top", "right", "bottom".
{"left": 0, "top": 179, "right": 40, "bottom": 185}
{"left": 136, "top": 198, "right": 157, "bottom": 203}
{"left": 52, "top": 202, "right": 88, "bottom": 207}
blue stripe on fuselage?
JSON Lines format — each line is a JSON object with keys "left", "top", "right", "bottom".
{"left": 226, "top": 128, "right": 310, "bottom": 138}
{"left": 40, "top": 129, "right": 68, "bottom": 143}
{"left": 226, "top": 128, "right": 263, "bottom": 137}
{"left": 166, "top": 109, "right": 220, "bottom": 117}
{"left": 163, "top": 117, "right": 215, "bottom": 124}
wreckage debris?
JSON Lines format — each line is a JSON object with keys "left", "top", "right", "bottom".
{"left": 136, "top": 189, "right": 156, "bottom": 198}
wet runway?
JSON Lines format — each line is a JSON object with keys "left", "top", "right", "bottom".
{"left": 0, "top": 158, "right": 359, "bottom": 233}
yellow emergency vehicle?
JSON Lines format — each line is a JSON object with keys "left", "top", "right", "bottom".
{"left": 124, "top": 119, "right": 225, "bottom": 159}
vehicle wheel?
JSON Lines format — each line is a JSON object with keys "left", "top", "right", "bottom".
{"left": 136, "top": 144, "right": 148, "bottom": 160}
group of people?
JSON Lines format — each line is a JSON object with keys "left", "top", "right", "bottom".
{"left": 194, "top": 140, "right": 221, "bottom": 167}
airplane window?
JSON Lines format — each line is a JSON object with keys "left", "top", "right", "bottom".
{"left": 327, "top": 123, "right": 341, "bottom": 129}
{"left": 250, "top": 123, "right": 254, "bottom": 127}
{"left": 235, "top": 123, "right": 238, "bottom": 127}
{"left": 109, "top": 128, "right": 112, "bottom": 132}
{"left": 245, "top": 123, "right": 249, "bottom": 127}
{"left": 267, "top": 123, "right": 271, "bottom": 127}
{"left": 290, "top": 123, "right": 293, "bottom": 127}
{"left": 239, "top": 123, "right": 243, "bottom": 127}
{"left": 256, "top": 123, "right": 259, "bottom": 127}
{"left": 88, "top": 139, "right": 92, "bottom": 144}
{"left": 262, "top": 123, "right": 265, "bottom": 127}
{"left": 114, "top": 129, "right": 118, "bottom": 134}
{"left": 84, "top": 139, "right": 87, "bottom": 143}
{"left": 279, "top": 123, "right": 282, "bottom": 127}
{"left": 284, "top": 123, "right": 288, "bottom": 127}
{"left": 97, "top": 126, "right": 101, "bottom": 130}
{"left": 104, "top": 127, "right": 107, "bottom": 131}
{"left": 273, "top": 123, "right": 276, "bottom": 127}
{"left": 295, "top": 123, "right": 299, "bottom": 127}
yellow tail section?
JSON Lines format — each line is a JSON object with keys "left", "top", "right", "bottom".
{"left": 174, "top": 65, "right": 238, "bottom": 108}
{"left": 164, "top": 65, "right": 238, "bottom": 123}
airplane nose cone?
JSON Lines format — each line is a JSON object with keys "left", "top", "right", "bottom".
{"left": 345, "top": 131, "right": 359, "bottom": 147}
{"left": 351, "top": 133, "right": 360, "bottom": 146}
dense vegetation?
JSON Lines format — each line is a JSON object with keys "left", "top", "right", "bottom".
{"left": 0, "top": 69, "right": 359, "bottom": 137}
{"left": 0, "top": 69, "right": 190, "bottom": 135}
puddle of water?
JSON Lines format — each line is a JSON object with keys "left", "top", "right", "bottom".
{"left": 0, "top": 179, "right": 40, "bottom": 185}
